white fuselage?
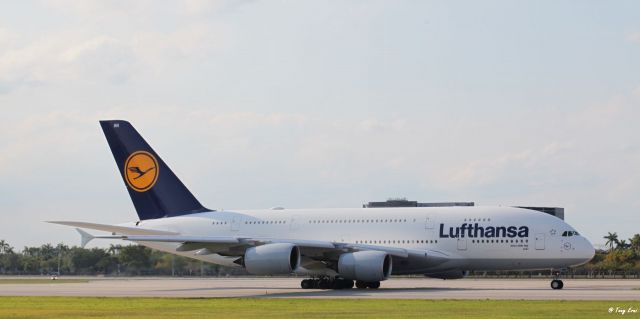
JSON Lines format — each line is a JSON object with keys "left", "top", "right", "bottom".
{"left": 124, "top": 206, "right": 595, "bottom": 275}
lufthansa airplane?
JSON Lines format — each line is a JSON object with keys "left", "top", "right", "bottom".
{"left": 50, "top": 120, "right": 595, "bottom": 290}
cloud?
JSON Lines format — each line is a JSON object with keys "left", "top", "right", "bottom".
{"left": 132, "top": 23, "right": 230, "bottom": 70}
{"left": 41, "top": 0, "right": 156, "bottom": 18}
{"left": 182, "top": 0, "right": 258, "bottom": 16}
{"left": 0, "top": 32, "right": 137, "bottom": 92}
{"left": 627, "top": 32, "right": 640, "bottom": 44}
{"left": 60, "top": 36, "right": 136, "bottom": 84}
{"left": 0, "top": 0, "right": 237, "bottom": 94}
{"left": 0, "top": 22, "right": 229, "bottom": 93}
{"left": 1, "top": 0, "right": 640, "bottom": 249}
{"left": 444, "top": 142, "right": 571, "bottom": 189}
{"left": 0, "top": 28, "right": 16, "bottom": 50}
{"left": 356, "top": 118, "right": 407, "bottom": 133}
{"left": 41, "top": 0, "right": 257, "bottom": 21}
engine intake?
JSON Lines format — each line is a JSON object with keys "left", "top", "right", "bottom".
{"left": 244, "top": 243, "right": 300, "bottom": 275}
{"left": 338, "top": 251, "right": 392, "bottom": 282}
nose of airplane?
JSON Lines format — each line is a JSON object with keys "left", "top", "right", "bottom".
{"left": 581, "top": 237, "right": 596, "bottom": 263}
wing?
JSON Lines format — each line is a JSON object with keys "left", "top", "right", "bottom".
{"left": 51, "top": 221, "right": 420, "bottom": 255}
{"left": 51, "top": 221, "right": 452, "bottom": 273}
{"left": 48, "top": 221, "right": 179, "bottom": 236}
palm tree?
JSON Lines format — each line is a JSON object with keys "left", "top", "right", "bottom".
{"left": 629, "top": 234, "right": 640, "bottom": 253}
{"left": 604, "top": 232, "right": 619, "bottom": 251}
{"left": 0, "top": 240, "right": 13, "bottom": 254}
{"left": 617, "top": 239, "right": 629, "bottom": 250}
{"left": 108, "top": 244, "right": 122, "bottom": 256}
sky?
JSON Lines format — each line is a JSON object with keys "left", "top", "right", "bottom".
{"left": 1, "top": 0, "right": 639, "bottom": 249}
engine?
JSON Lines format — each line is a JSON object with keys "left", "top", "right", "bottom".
{"left": 337, "top": 251, "right": 392, "bottom": 282}
{"left": 244, "top": 243, "right": 300, "bottom": 275}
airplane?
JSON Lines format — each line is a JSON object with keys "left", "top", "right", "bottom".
{"left": 50, "top": 120, "right": 595, "bottom": 290}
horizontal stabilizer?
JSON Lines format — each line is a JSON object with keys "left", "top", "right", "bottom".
{"left": 76, "top": 228, "right": 94, "bottom": 248}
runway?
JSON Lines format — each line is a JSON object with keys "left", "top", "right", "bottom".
{"left": 1, "top": 277, "right": 638, "bottom": 300}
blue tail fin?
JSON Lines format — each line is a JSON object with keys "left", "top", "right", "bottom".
{"left": 100, "top": 120, "right": 211, "bottom": 220}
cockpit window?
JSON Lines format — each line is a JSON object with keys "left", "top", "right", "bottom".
{"left": 562, "top": 231, "right": 579, "bottom": 237}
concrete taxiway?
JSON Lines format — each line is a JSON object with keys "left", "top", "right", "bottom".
{"left": 0, "top": 278, "right": 638, "bottom": 300}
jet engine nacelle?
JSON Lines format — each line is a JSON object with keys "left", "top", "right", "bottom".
{"left": 244, "top": 243, "right": 300, "bottom": 275}
{"left": 338, "top": 251, "right": 392, "bottom": 282}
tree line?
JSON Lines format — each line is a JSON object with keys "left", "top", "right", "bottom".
{"left": 580, "top": 233, "right": 640, "bottom": 278}
{"left": 0, "top": 240, "right": 247, "bottom": 276}
{"left": 1, "top": 233, "right": 639, "bottom": 277}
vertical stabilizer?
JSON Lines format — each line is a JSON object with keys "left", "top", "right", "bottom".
{"left": 100, "top": 120, "right": 210, "bottom": 220}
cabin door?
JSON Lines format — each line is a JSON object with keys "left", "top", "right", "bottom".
{"left": 535, "top": 233, "right": 545, "bottom": 250}
{"left": 230, "top": 216, "right": 241, "bottom": 231}
{"left": 457, "top": 238, "right": 467, "bottom": 250}
{"left": 425, "top": 215, "right": 435, "bottom": 244}
{"left": 424, "top": 216, "right": 434, "bottom": 229}
{"left": 289, "top": 215, "right": 300, "bottom": 231}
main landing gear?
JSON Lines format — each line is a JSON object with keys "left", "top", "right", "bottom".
{"left": 550, "top": 270, "right": 564, "bottom": 290}
{"left": 355, "top": 280, "right": 380, "bottom": 289}
{"left": 300, "top": 278, "right": 381, "bottom": 290}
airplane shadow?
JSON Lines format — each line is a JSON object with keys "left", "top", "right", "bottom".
{"left": 155, "top": 286, "right": 554, "bottom": 298}
{"left": 251, "top": 287, "right": 556, "bottom": 298}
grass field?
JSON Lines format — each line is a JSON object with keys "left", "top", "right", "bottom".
{"left": 0, "top": 279, "right": 89, "bottom": 284}
{"left": 0, "top": 298, "right": 635, "bottom": 319}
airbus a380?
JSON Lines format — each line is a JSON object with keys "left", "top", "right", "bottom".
{"left": 50, "top": 120, "right": 595, "bottom": 290}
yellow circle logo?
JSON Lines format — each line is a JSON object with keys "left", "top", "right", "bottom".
{"left": 124, "top": 151, "right": 159, "bottom": 192}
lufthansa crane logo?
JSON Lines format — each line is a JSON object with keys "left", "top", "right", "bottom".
{"left": 124, "top": 151, "right": 159, "bottom": 192}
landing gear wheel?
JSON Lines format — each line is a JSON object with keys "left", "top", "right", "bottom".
{"left": 550, "top": 279, "right": 563, "bottom": 290}
{"left": 318, "top": 278, "right": 332, "bottom": 290}
{"left": 366, "top": 281, "right": 381, "bottom": 289}
{"left": 355, "top": 280, "right": 367, "bottom": 289}
{"left": 331, "top": 278, "right": 354, "bottom": 289}
{"left": 340, "top": 279, "right": 354, "bottom": 289}
{"left": 307, "top": 277, "right": 355, "bottom": 290}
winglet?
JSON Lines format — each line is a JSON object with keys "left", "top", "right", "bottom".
{"left": 76, "top": 228, "right": 95, "bottom": 248}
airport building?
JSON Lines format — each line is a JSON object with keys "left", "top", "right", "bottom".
{"left": 515, "top": 206, "right": 565, "bottom": 220}
{"left": 364, "top": 198, "right": 564, "bottom": 220}
{"left": 364, "top": 198, "right": 474, "bottom": 208}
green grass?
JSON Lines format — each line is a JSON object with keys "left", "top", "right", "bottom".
{"left": 0, "top": 298, "right": 633, "bottom": 319}
{"left": 0, "top": 279, "right": 89, "bottom": 284}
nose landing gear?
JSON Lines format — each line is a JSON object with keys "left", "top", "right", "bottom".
{"left": 550, "top": 279, "right": 564, "bottom": 290}
{"left": 550, "top": 270, "right": 564, "bottom": 290}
